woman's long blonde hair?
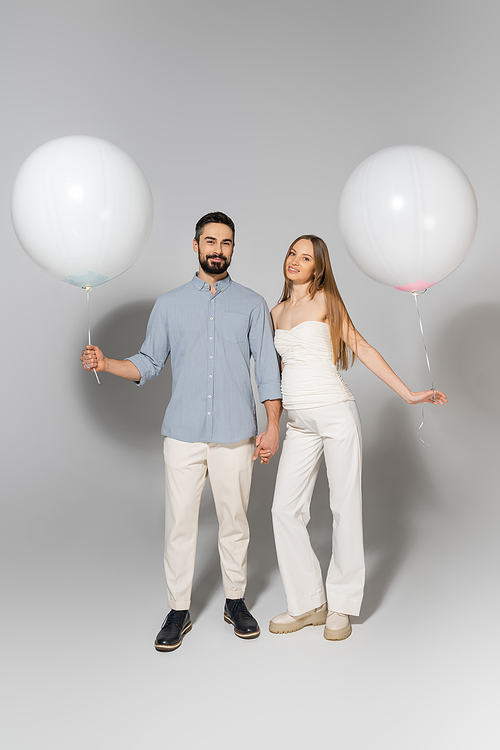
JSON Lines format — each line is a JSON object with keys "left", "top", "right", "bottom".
{"left": 279, "top": 235, "right": 356, "bottom": 370}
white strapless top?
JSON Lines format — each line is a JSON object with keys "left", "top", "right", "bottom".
{"left": 274, "top": 321, "right": 354, "bottom": 410}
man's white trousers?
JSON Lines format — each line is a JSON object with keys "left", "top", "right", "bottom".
{"left": 163, "top": 436, "right": 255, "bottom": 610}
{"left": 272, "top": 401, "right": 364, "bottom": 617}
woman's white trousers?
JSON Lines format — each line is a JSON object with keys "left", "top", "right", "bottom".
{"left": 272, "top": 401, "right": 364, "bottom": 617}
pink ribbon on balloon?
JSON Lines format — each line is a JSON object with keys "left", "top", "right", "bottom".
{"left": 412, "top": 290, "right": 435, "bottom": 446}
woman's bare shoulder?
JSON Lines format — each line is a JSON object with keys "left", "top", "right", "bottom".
{"left": 312, "top": 289, "right": 328, "bottom": 317}
{"left": 271, "top": 300, "right": 286, "bottom": 328}
{"left": 315, "top": 288, "right": 326, "bottom": 302}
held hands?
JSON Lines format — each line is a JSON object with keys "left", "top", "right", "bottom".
{"left": 253, "top": 425, "right": 280, "bottom": 465}
{"left": 81, "top": 344, "right": 106, "bottom": 372}
{"left": 405, "top": 389, "right": 447, "bottom": 405}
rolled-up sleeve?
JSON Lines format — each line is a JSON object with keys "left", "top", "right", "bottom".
{"left": 249, "top": 300, "right": 282, "bottom": 403}
{"left": 126, "top": 297, "right": 170, "bottom": 386}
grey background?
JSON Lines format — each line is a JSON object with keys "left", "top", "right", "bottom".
{"left": 1, "top": 1, "right": 498, "bottom": 748}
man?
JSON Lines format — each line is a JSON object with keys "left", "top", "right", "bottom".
{"left": 81, "top": 212, "right": 282, "bottom": 651}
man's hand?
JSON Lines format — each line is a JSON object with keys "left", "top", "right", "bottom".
{"left": 252, "top": 398, "right": 282, "bottom": 464}
{"left": 81, "top": 344, "right": 106, "bottom": 372}
{"left": 253, "top": 424, "right": 280, "bottom": 464}
{"left": 80, "top": 346, "right": 141, "bottom": 381}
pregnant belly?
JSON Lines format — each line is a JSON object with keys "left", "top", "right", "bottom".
{"left": 281, "top": 365, "right": 354, "bottom": 409}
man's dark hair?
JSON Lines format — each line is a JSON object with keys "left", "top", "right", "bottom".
{"left": 194, "top": 212, "right": 235, "bottom": 244}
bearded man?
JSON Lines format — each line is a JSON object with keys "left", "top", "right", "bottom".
{"left": 81, "top": 212, "right": 282, "bottom": 651}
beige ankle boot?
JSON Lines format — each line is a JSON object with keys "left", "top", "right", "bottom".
{"left": 324, "top": 611, "right": 352, "bottom": 641}
{"left": 269, "top": 604, "right": 327, "bottom": 634}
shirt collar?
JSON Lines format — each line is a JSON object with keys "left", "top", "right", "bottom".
{"left": 191, "top": 272, "right": 232, "bottom": 292}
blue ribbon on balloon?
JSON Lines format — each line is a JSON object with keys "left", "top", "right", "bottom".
{"left": 83, "top": 287, "right": 100, "bottom": 384}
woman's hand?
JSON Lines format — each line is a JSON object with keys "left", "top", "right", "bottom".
{"left": 405, "top": 389, "right": 448, "bottom": 405}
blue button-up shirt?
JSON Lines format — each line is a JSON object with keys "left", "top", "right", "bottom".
{"left": 127, "top": 273, "right": 281, "bottom": 444}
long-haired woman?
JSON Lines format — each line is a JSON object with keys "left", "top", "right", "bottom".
{"left": 266, "top": 235, "right": 446, "bottom": 640}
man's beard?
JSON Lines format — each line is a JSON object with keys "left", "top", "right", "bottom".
{"left": 199, "top": 253, "right": 231, "bottom": 275}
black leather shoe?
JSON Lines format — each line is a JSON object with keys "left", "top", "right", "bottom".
{"left": 154, "top": 609, "right": 192, "bottom": 652}
{"left": 224, "top": 598, "right": 260, "bottom": 639}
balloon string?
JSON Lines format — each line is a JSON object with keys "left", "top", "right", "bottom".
{"left": 85, "top": 288, "right": 100, "bottom": 385}
{"left": 412, "top": 291, "right": 434, "bottom": 446}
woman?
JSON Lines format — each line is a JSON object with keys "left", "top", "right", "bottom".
{"left": 267, "top": 235, "right": 446, "bottom": 641}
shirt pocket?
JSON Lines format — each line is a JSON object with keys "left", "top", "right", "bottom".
{"left": 220, "top": 312, "right": 249, "bottom": 343}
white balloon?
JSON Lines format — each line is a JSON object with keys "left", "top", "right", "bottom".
{"left": 11, "top": 135, "right": 154, "bottom": 288}
{"left": 338, "top": 145, "right": 478, "bottom": 292}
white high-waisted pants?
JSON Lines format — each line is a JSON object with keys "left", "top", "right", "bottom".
{"left": 163, "top": 436, "right": 255, "bottom": 610}
{"left": 271, "top": 400, "right": 364, "bottom": 617}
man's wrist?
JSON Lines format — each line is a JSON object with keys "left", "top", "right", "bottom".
{"left": 267, "top": 422, "right": 280, "bottom": 432}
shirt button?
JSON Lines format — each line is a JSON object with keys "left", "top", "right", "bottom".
{"left": 210, "top": 317, "right": 213, "bottom": 320}
{"left": 209, "top": 375, "right": 212, "bottom": 378}
{"left": 208, "top": 395, "right": 212, "bottom": 398}
{"left": 208, "top": 412, "right": 211, "bottom": 415}
{"left": 209, "top": 355, "right": 213, "bottom": 359}
{"left": 209, "top": 337, "right": 213, "bottom": 340}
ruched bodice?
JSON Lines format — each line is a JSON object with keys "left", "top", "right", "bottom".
{"left": 274, "top": 321, "right": 355, "bottom": 409}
